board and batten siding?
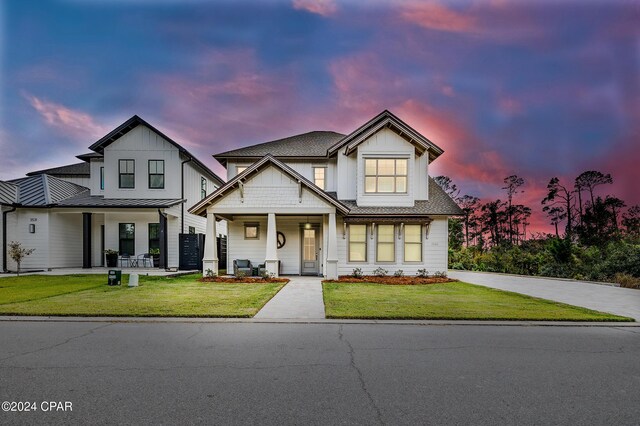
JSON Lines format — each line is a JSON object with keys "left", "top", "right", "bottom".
{"left": 5, "top": 209, "right": 49, "bottom": 271}
{"left": 48, "top": 212, "right": 83, "bottom": 268}
{"left": 89, "top": 159, "right": 104, "bottom": 196}
{"left": 336, "top": 217, "right": 448, "bottom": 275}
{"left": 228, "top": 159, "right": 337, "bottom": 193}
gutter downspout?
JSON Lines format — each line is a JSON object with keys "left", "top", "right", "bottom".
{"left": 2, "top": 206, "right": 17, "bottom": 273}
{"left": 181, "top": 158, "right": 192, "bottom": 234}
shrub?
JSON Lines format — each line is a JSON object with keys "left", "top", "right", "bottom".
{"left": 614, "top": 273, "right": 640, "bottom": 289}
{"left": 205, "top": 268, "right": 217, "bottom": 278}
{"left": 416, "top": 268, "right": 429, "bottom": 278}
{"left": 235, "top": 270, "right": 247, "bottom": 279}
{"left": 393, "top": 269, "right": 404, "bottom": 277}
{"left": 351, "top": 267, "right": 363, "bottom": 278}
{"left": 373, "top": 267, "right": 388, "bottom": 277}
{"left": 433, "top": 271, "right": 447, "bottom": 278}
{"left": 8, "top": 241, "right": 35, "bottom": 276}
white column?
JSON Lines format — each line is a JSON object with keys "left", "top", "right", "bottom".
{"left": 202, "top": 211, "right": 218, "bottom": 276}
{"left": 265, "top": 213, "right": 279, "bottom": 277}
{"left": 326, "top": 211, "right": 338, "bottom": 279}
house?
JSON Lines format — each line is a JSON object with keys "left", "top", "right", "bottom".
{"left": 0, "top": 115, "right": 224, "bottom": 272}
{"left": 189, "top": 110, "right": 463, "bottom": 279}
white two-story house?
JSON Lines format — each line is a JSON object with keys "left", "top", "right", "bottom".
{"left": 0, "top": 115, "right": 224, "bottom": 272}
{"left": 190, "top": 110, "right": 462, "bottom": 279}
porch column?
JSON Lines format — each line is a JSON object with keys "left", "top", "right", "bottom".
{"left": 158, "top": 210, "right": 168, "bottom": 269}
{"left": 326, "top": 212, "right": 338, "bottom": 279}
{"left": 265, "top": 213, "right": 279, "bottom": 277}
{"left": 202, "top": 211, "right": 218, "bottom": 276}
{"left": 82, "top": 212, "right": 92, "bottom": 269}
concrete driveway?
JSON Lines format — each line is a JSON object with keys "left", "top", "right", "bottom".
{"left": 449, "top": 270, "right": 640, "bottom": 321}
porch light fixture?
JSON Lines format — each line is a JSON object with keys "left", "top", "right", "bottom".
{"left": 425, "top": 222, "right": 431, "bottom": 239}
{"left": 29, "top": 224, "right": 36, "bottom": 233}
{"left": 304, "top": 216, "right": 311, "bottom": 229}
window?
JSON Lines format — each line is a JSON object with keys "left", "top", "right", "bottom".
{"left": 148, "top": 160, "right": 164, "bottom": 189}
{"left": 119, "top": 223, "right": 135, "bottom": 255}
{"left": 364, "top": 158, "right": 407, "bottom": 193}
{"left": 200, "top": 177, "right": 207, "bottom": 199}
{"left": 348, "top": 224, "right": 367, "bottom": 262}
{"left": 237, "top": 166, "right": 247, "bottom": 174}
{"left": 314, "top": 167, "right": 326, "bottom": 190}
{"left": 376, "top": 224, "right": 395, "bottom": 262}
{"left": 244, "top": 223, "right": 259, "bottom": 239}
{"left": 188, "top": 226, "right": 196, "bottom": 234}
{"left": 119, "top": 160, "right": 135, "bottom": 189}
{"left": 148, "top": 223, "right": 160, "bottom": 252}
{"left": 100, "top": 167, "right": 104, "bottom": 190}
{"left": 404, "top": 225, "right": 422, "bottom": 262}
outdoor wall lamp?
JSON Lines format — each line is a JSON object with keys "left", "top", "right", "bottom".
{"left": 29, "top": 224, "right": 36, "bottom": 233}
{"left": 425, "top": 222, "right": 431, "bottom": 239}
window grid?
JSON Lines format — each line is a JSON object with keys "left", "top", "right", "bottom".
{"left": 148, "top": 160, "right": 165, "bottom": 189}
{"left": 376, "top": 224, "right": 395, "bottom": 262}
{"left": 404, "top": 225, "right": 422, "bottom": 262}
{"left": 364, "top": 158, "right": 407, "bottom": 193}
{"left": 119, "top": 160, "right": 135, "bottom": 189}
{"left": 348, "top": 224, "right": 367, "bottom": 262}
{"left": 313, "top": 167, "right": 326, "bottom": 190}
{"left": 200, "top": 177, "right": 207, "bottom": 199}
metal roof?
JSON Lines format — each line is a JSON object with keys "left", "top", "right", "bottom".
{"left": 213, "top": 131, "right": 345, "bottom": 166}
{"left": 26, "top": 162, "right": 90, "bottom": 177}
{"left": 0, "top": 181, "right": 18, "bottom": 205}
{"left": 6, "top": 175, "right": 89, "bottom": 206}
{"left": 88, "top": 115, "right": 225, "bottom": 186}
{"left": 56, "top": 192, "right": 184, "bottom": 208}
{"left": 326, "top": 177, "right": 463, "bottom": 216}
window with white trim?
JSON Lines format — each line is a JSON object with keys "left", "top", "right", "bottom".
{"left": 376, "top": 224, "right": 395, "bottom": 262}
{"left": 200, "top": 177, "right": 207, "bottom": 199}
{"left": 364, "top": 158, "right": 407, "bottom": 193}
{"left": 404, "top": 225, "right": 422, "bottom": 262}
{"left": 313, "top": 167, "right": 326, "bottom": 190}
{"left": 348, "top": 224, "right": 367, "bottom": 262}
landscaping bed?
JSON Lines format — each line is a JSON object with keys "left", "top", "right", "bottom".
{"left": 199, "top": 276, "right": 289, "bottom": 284}
{"left": 325, "top": 275, "right": 456, "bottom": 285}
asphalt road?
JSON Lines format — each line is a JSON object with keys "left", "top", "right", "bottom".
{"left": 0, "top": 321, "right": 639, "bottom": 425}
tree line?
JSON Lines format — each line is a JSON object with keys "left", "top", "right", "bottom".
{"left": 436, "top": 171, "right": 640, "bottom": 287}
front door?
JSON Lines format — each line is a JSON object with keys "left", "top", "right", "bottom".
{"left": 301, "top": 228, "right": 319, "bottom": 275}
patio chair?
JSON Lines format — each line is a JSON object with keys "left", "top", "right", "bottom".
{"left": 119, "top": 254, "right": 133, "bottom": 267}
{"left": 137, "top": 253, "right": 153, "bottom": 268}
{"left": 233, "top": 259, "right": 252, "bottom": 277}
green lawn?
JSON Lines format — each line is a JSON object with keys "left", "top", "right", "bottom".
{"left": 323, "top": 281, "right": 633, "bottom": 321}
{"left": 0, "top": 274, "right": 284, "bottom": 318}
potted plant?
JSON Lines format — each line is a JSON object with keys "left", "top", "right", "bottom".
{"left": 104, "top": 249, "right": 119, "bottom": 267}
{"left": 149, "top": 248, "right": 160, "bottom": 266}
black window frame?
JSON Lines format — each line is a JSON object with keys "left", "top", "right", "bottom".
{"left": 119, "top": 159, "right": 135, "bottom": 189}
{"left": 200, "top": 177, "right": 207, "bottom": 199}
{"left": 119, "top": 223, "right": 135, "bottom": 256}
{"left": 148, "top": 160, "right": 165, "bottom": 189}
{"left": 148, "top": 223, "right": 160, "bottom": 252}
{"left": 100, "top": 166, "right": 104, "bottom": 190}
{"left": 188, "top": 226, "right": 196, "bottom": 235}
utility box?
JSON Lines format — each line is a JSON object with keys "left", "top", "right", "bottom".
{"left": 108, "top": 270, "right": 122, "bottom": 286}
{"left": 128, "top": 273, "right": 139, "bottom": 287}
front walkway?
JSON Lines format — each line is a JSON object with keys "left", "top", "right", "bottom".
{"left": 448, "top": 270, "right": 640, "bottom": 321}
{"left": 255, "top": 276, "right": 326, "bottom": 319}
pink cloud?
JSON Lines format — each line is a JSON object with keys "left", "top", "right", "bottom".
{"left": 24, "top": 93, "right": 107, "bottom": 140}
{"left": 292, "top": 0, "right": 337, "bottom": 17}
{"left": 399, "top": 1, "right": 478, "bottom": 33}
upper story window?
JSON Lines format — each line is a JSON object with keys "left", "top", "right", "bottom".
{"left": 200, "top": 177, "right": 207, "bottom": 199}
{"left": 237, "top": 166, "right": 247, "bottom": 174}
{"left": 148, "top": 160, "right": 165, "bottom": 189}
{"left": 119, "top": 160, "right": 135, "bottom": 189}
{"left": 313, "top": 167, "right": 326, "bottom": 190}
{"left": 364, "top": 158, "right": 407, "bottom": 193}
{"left": 100, "top": 167, "right": 104, "bottom": 190}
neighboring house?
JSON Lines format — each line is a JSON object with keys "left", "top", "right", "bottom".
{"left": 0, "top": 115, "right": 224, "bottom": 272}
{"left": 190, "top": 110, "right": 463, "bottom": 279}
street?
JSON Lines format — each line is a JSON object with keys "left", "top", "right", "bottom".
{"left": 1, "top": 321, "right": 639, "bottom": 425}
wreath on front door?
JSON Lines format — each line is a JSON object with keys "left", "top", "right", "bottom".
{"left": 277, "top": 231, "right": 286, "bottom": 249}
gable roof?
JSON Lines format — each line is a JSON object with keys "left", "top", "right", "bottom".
{"left": 76, "top": 152, "right": 103, "bottom": 162}
{"left": 189, "top": 154, "right": 350, "bottom": 216}
{"left": 88, "top": 115, "right": 225, "bottom": 186}
{"left": 213, "top": 131, "right": 345, "bottom": 167}
{"left": 26, "top": 162, "right": 90, "bottom": 177}
{"left": 327, "top": 110, "right": 444, "bottom": 161}
{"left": 6, "top": 175, "right": 89, "bottom": 207}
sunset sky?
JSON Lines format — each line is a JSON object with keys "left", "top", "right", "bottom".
{"left": 1, "top": 0, "right": 638, "bottom": 234}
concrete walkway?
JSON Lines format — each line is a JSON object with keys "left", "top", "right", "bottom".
{"left": 449, "top": 270, "right": 640, "bottom": 321}
{"left": 255, "top": 276, "right": 325, "bottom": 319}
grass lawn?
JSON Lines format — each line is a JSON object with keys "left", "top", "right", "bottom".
{"left": 0, "top": 274, "right": 284, "bottom": 318}
{"left": 323, "top": 281, "right": 633, "bottom": 321}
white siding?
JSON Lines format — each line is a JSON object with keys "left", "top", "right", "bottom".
{"left": 226, "top": 215, "right": 323, "bottom": 275}
{"left": 336, "top": 217, "right": 448, "bottom": 275}
{"left": 48, "top": 213, "right": 83, "bottom": 268}
{"left": 228, "top": 159, "right": 337, "bottom": 192}
{"left": 90, "top": 159, "right": 105, "bottom": 196}
{"left": 336, "top": 152, "right": 357, "bottom": 200}
{"left": 182, "top": 161, "right": 221, "bottom": 235}
{"left": 103, "top": 212, "right": 172, "bottom": 263}
{"left": 5, "top": 209, "right": 49, "bottom": 271}
{"left": 102, "top": 125, "right": 182, "bottom": 199}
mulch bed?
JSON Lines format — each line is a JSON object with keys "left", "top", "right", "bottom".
{"left": 198, "top": 277, "right": 290, "bottom": 284}
{"left": 324, "top": 276, "right": 458, "bottom": 285}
